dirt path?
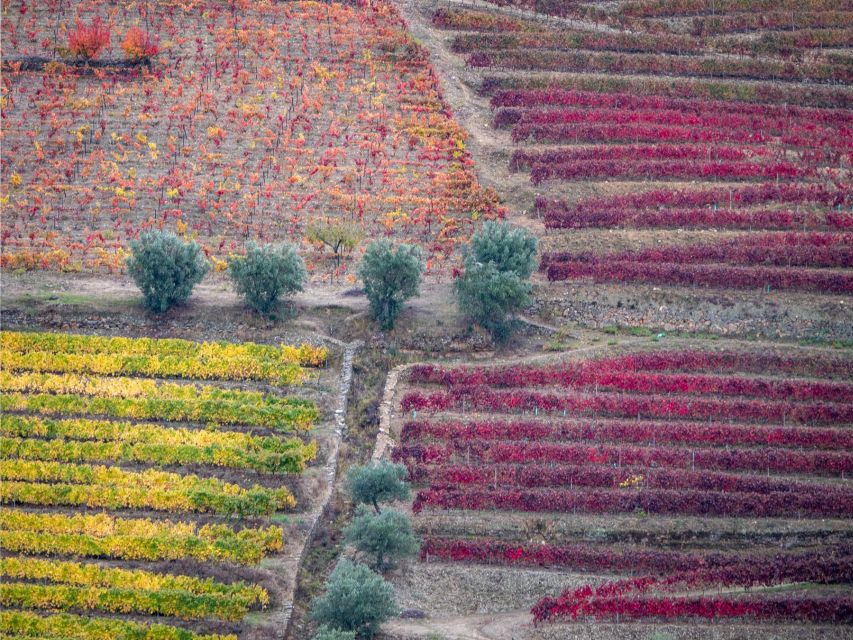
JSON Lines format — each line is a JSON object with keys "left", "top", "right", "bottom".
{"left": 383, "top": 610, "right": 532, "bottom": 640}
{"left": 279, "top": 339, "right": 362, "bottom": 638}
{"left": 1, "top": 270, "right": 461, "bottom": 326}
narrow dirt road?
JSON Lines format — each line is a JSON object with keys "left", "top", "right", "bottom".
{"left": 383, "top": 610, "right": 533, "bottom": 640}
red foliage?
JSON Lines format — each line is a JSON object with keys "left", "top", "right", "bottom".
{"left": 489, "top": 89, "right": 853, "bottom": 127}
{"left": 401, "top": 417, "right": 853, "bottom": 450}
{"left": 532, "top": 549, "right": 852, "bottom": 622}
{"left": 400, "top": 386, "right": 853, "bottom": 425}
{"left": 498, "top": 107, "right": 851, "bottom": 151}
{"left": 422, "top": 538, "right": 852, "bottom": 582}
{"left": 67, "top": 17, "right": 111, "bottom": 60}
{"left": 538, "top": 183, "right": 852, "bottom": 232}
{"left": 407, "top": 461, "right": 853, "bottom": 508}
{"left": 411, "top": 486, "right": 853, "bottom": 518}
{"left": 482, "top": 76, "right": 851, "bottom": 110}
{"left": 528, "top": 159, "right": 810, "bottom": 184}
{"left": 540, "top": 232, "right": 853, "bottom": 293}
{"left": 398, "top": 438, "right": 852, "bottom": 476}
{"left": 513, "top": 121, "right": 765, "bottom": 145}
{"left": 511, "top": 145, "right": 772, "bottom": 170}
{"left": 121, "top": 27, "right": 159, "bottom": 60}
{"left": 534, "top": 594, "right": 853, "bottom": 623}
{"left": 410, "top": 349, "right": 853, "bottom": 381}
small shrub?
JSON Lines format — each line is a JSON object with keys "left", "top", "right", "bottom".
{"left": 126, "top": 230, "right": 208, "bottom": 313}
{"left": 121, "top": 26, "right": 158, "bottom": 60}
{"left": 227, "top": 242, "right": 306, "bottom": 315}
{"left": 312, "top": 627, "right": 356, "bottom": 640}
{"left": 311, "top": 559, "right": 399, "bottom": 638}
{"left": 346, "top": 460, "right": 410, "bottom": 513}
{"left": 67, "top": 17, "right": 111, "bottom": 60}
{"left": 344, "top": 506, "right": 419, "bottom": 570}
{"left": 305, "top": 220, "right": 361, "bottom": 269}
{"left": 358, "top": 240, "right": 423, "bottom": 330}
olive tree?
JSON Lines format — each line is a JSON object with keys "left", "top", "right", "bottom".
{"left": 126, "top": 230, "right": 208, "bottom": 313}
{"left": 345, "top": 460, "right": 410, "bottom": 513}
{"left": 454, "top": 221, "right": 538, "bottom": 342}
{"left": 358, "top": 240, "right": 423, "bottom": 330}
{"left": 343, "top": 505, "right": 419, "bottom": 570}
{"left": 228, "top": 242, "right": 306, "bottom": 315}
{"left": 311, "top": 559, "right": 398, "bottom": 638}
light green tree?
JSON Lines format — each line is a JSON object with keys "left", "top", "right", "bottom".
{"left": 344, "top": 505, "right": 419, "bottom": 570}
{"left": 311, "top": 559, "right": 399, "bottom": 638}
{"left": 228, "top": 242, "right": 306, "bottom": 315}
{"left": 358, "top": 240, "right": 424, "bottom": 330}
{"left": 454, "top": 221, "right": 538, "bottom": 342}
{"left": 345, "top": 461, "right": 411, "bottom": 513}
{"left": 126, "top": 230, "right": 208, "bottom": 313}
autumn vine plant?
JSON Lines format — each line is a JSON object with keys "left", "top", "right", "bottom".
{"left": 0, "top": 330, "right": 329, "bottom": 636}
{"left": 398, "top": 347, "right": 853, "bottom": 625}
{"left": 1, "top": 0, "right": 500, "bottom": 277}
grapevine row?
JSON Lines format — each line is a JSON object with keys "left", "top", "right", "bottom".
{"left": 468, "top": 49, "right": 850, "bottom": 84}
{"left": 0, "top": 370, "right": 303, "bottom": 406}
{"left": 533, "top": 550, "right": 852, "bottom": 621}
{"left": 406, "top": 462, "right": 853, "bottom": 505}
{"left": 412, "top": 487, "right": 851, "bottom": 518}
{"left": 401, "top": 416, "right": 853, "bottom": 449}
{"left": 496, "top": 104, "right": 852, "bottom": 137}
{"left": 481, "top": 75, "right": 853, "bottom": 109}
{"left": 1, "top": 611, "right": 236, "bottom": 640}
{"left": 542, "top": 205, "right": 853, "bottom": 231}
{"left": 535, "top": 593, "right": 853, "bottom": 623}
{"left": 422, "top": 537, "right": 852, "bottom": 576}
{"left": 618, "top": 0, "right": 845, "bottom": 18}
{"left": 396, "top": 439, "right": 852, "bottom": 475}
{"left": 1, "top": 350, "right": 306, "bottom": 386}
{"left": 528, "top": 159, "right": 811, "bottom": 184}
{"left": 1, "top": 331, "right": 327, "bottom": 383}
{"left": 0, "top": 415, "right": 316, "bottom": 473}
{"left": 1, "top": 392, "right": 316, "bottom": 431}
{"left": 571, "top": 184, "right": 852, "bottom": 213}
{"left": 411, "top": 348, "right": 853, "bottom": 380}
{"left": 0, "top": 508, "right": 282, "bottom": 565}
{"left": 409, "top": 363, "right": 853, "bottom": 401}
{"left": 543, "top": 260, "right": 853, "bottom": 294}
{"left": 0, "top": 460, "right": 296, "bottom": 515}
{"left": 2, "top": 331, "right": 327, "bottom": 365}
{"left": 400, "top": 387, "right": 853, "bottom": 424}
{"left": 510, "top": 145, "right": 778, "bottom": 169}
{"left": 0, "top": 557, "right": 267, "bottom": 604}
{"left": 691, "top": 10, "right": 853, "bottom": 36}
{"left": 542, "top": 233, "right": 853, "bottom": 267}
{"left": 510, "top": 121, "right": 846, "bottom": 148}
{"left": 489, "top": 88, "right": 853, "bottom": 124}
{"left": 1, "top": 581, "right": 257, "bottom": 622}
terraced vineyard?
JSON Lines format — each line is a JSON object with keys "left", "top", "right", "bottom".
{"left": 0, "top": 330, "right": 334, "bottom": 640}
{"left": 389, "top": 345, "right": 853, "bottom": 636}
{"left": 412, "top": 0, "right": 853, "bottom": 337}
{"left": 1, "top": 0, "right": 852, "bottom": 638}
{"left": 0, "top": 0, "right": 501, "bottom": 275}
